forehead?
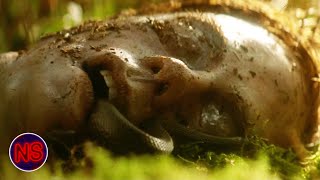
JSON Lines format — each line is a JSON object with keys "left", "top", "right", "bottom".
{"left": 35, "top": 11, "right": 310, "bottom": 77}
{"left": 89, "top": 12, "right": 297, "bottom": 73}
{"left": 134, "top": 12, "right": 293, "bottom": 67}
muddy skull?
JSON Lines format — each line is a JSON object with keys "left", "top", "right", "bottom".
{"left": 0, "top": 1, "right": 319, "bottom": 159}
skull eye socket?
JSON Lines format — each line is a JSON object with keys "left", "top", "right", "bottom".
{"left": 203, "top": 95, "right": 244, "bottom": 137}
{"left": 177, "top": 94, "right": 244, "bottom": 138}
{"left": 199, "top": 100, "right": 243, "bottom": 137}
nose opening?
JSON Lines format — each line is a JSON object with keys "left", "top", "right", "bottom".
{"left": 144, "top": 58, "right": 164, "bottom": 75}
{"left": 150, "top": 65, "right": 162, "bottom": 74}
{"left": 155, "top": 82, "right": 169, "bottom": 96}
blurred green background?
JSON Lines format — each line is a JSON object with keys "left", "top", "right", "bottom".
{"left": 0, "top": 0, "right": 165, "bottom": 53}
{"left": 0, "top": 0, "right": 319, "bottom": 53}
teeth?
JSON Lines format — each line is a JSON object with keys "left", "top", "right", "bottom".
{"left": 100, "top": 70, "right": 117, "bottom": 100}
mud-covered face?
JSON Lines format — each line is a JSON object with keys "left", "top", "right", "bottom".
{"left": 82, "top": 13, "right": 317, "bottom": 145}
{"left": 0, "top": 11, "right": 318, "bottom": 158}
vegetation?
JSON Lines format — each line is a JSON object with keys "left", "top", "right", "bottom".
{"left": 0, "top": 0, "right": 163, "bottom": 52}
{"left": 1, "top": 137, "right": 320, "bottom": 179}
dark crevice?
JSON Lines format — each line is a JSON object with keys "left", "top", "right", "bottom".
{"left": 83, "top": 64, "right": 109, "bottom": 99}
{"left": 151, "top": 66, "right": 162, "bottom": 74}
{"left": 155, "top": 82, "right": 169, "bottom": 96}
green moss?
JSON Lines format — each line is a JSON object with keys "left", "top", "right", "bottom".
{"left": 173, "top": 136, "right": 307, "bottom": 179}
{"left": 1, "top": 137, "right": 319, "bottom": 180}
{"left": 0, "top": 144, "right": 273, "bottom": 180}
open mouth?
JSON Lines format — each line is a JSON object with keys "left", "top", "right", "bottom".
{"left": 81, "top": 54, "right": 244, "bottom": 154}
{"left": 82, "top": 60, "right": 174, "bottom": 153}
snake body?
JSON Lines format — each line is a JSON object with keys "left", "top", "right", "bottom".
{"left": 90, "top": 100, "right": 174, "bottom": 153}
